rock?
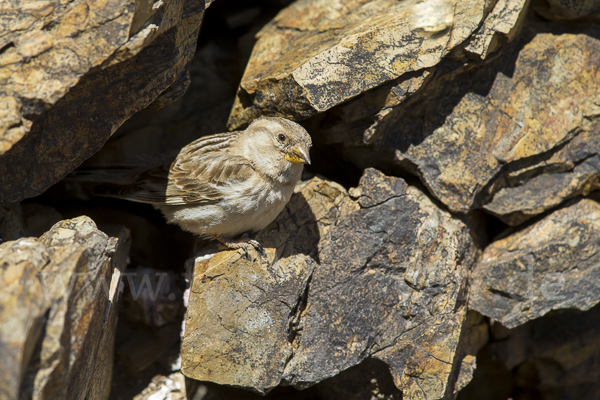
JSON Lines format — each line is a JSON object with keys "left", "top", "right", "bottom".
{"left": 0, "top": 216, "right": 130, "bottom": 400}
{"left": 302, "top": 0, "right": 531, "bottom": 152}
{"left": 182, "top": 169, "right": 475, "bottom": 399}
{"left": 454, "top": 355, "right": 477, "bottom": 394}
{"left": 0, "top": 202, "right": 28, "bottom": 242}
{"left": 469, "top": 199, "right": 600, "bottom": 329}
{"left": 463, "top": 0, "right": 531, "bottom": 59}
{"left": 534, "top": 0, "right": 600, "bottom": 21}
{"left": 89, "top": 40, "right": 241, "bottom": 167}
{"left": 338, "top": 27, "right": 600, "bottom": 217}
{"left": 181, "top": 245, "right": 317, "bottom": 392}
{"left": 117, "top": 324, "right": 182, "bottom": 374}
{"left": 0, "top": 0, "right": 206, "bottom": 202}
{"left": 493, "top": 304, "right": 600, "bottom": 399}
{"left": 227, "top": 0, "right": 492, "bottom": 129}
{"left": 483, "top": 123, "right": 600, "bottom": 225}
{"left": 132, "top": 372, "right": 187, "bottom": 400}
{"left": 316, "top": 358, "right": 402, "bottom": 400}
{"left": 450, "top": 311, "right": 489, "bottom": 397}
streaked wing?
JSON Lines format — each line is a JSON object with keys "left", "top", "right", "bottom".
{"left": 166, "top": 152, "right": 256, "bottom": 205}
{"left": 95, "top": 131, "right": 256, "bottom": 206}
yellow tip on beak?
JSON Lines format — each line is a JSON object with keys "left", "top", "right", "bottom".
{"left": 285, "top": 146, "right": 311, "bottom": 165}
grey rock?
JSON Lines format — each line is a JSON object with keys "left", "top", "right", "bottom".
{"left": 470, "top": 199, "right": 600, "bottom": 328}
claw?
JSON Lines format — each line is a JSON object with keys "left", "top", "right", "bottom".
{"left": 213, "top": 234, "right": 266, "bottom": 260}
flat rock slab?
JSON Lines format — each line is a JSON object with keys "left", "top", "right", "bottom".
{"left": 0, "top": 0, "right": 206, "bottom": 202}
{"left": 470, "top": 198, "right": 600, "bottom": 329}
{"left": 335, "top": 27, "right": 600, "bottom": 223}
{"left": 182, "top": 169, "right": 475, "bottom": 400}
{"left": 227, "top": 0, "right": 491, "bottom": 129}
{"left": 0, "top": 216, "right": 129, "bottom": 400}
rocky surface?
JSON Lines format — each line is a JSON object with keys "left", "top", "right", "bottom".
{"left": 2, "top": 0, "right": 600, "bottom": 398}
{"left": 0, "top": 0, "right": 208, "bottom": 203}
{"left": 182, "top": 169, "right": 475, "bottom": 399}
{"left": 0, "top": 216, "right": 129, "bottom": 400}
{"left": 334, "top": 26, "right": 600, "bottom": 218}
{"left": 470, "top": 198, "right": 600, "bottom": 328}
{"left": 227, "top": 0, "right": 495, "bottom": 129}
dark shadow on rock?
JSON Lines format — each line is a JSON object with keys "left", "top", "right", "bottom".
{"left": 257, "top": 188, "right": 321, "bottom": 263}
{"left": 186, "top": 379, "right": 322, "bottom": 400}
{"left": 460, "top": 302, "right": 600, "bottom": 400}
{"left": 316, "top": 358, "right": 403, "bottom": 400}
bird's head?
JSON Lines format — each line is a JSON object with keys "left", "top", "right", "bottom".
{"left": 251, "top": 116, "right": 311, "bottom": 164}
{"left": 242, "top": 117, "right": 312, "bottom": 182}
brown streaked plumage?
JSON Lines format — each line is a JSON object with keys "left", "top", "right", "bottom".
{"left": 71, "top": 117, "right": 312, "bottom": 252}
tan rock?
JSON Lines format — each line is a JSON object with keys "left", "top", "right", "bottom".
{"left": 227, "top": 0, "right": 489, "bottom": 129}
{"left": 182, "top": 170, "right": 475, "bottom": 399}
{"left": 0, "top": 0, "right": 206, "bottom": 202}
{"left": 0, "top": 216, "right": 130, "bottom": 400}
{"left": 463, "top": 0, "right": 531, "bottom": 59}
{"left": 483, "top": 123, "right": 600, "bottom": 225}
{"left": 470, "top": 199, "right": 600, "bottom": 328}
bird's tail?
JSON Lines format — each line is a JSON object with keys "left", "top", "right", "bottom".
{"left": 64, "top": 153, "right": 175, "bottom": 203}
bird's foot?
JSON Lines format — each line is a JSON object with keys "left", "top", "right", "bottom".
{"left": 214, "top": 234, "right": 266, "bottom": 259}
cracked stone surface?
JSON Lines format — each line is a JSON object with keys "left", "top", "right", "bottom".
{"left": 226, "top": 0, "right": 490, "bottom": 129}
{"left": 483, "top": 121, "right": 600, "bottom": 225}
{"left": 0, "top": 0, "right": 207, "bottom": 202}
{"left": 463, "top": 0, "right": 531, "bottom": 59}
{"left": 470, "top": 198, "right": 600, "bottom": 329}
{"left": 0, "top": 216, "right": 130, "bottom": 400}
{"left": 332, "top": 26, "right": 600, "bottom": 219}
{"left": 181, "top": 170, "right": 475, "bottom": 399}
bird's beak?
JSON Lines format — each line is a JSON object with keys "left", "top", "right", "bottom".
{"left": 285, "top": 146, "right": 311, "bottom": 165}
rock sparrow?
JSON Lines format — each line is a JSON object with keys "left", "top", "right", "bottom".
{"left": 72, "top": 117, "right": 312, "bottom": 251}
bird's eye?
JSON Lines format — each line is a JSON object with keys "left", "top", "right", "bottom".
{"left": 278, "top": 134, "right": 286, "bottom": 142}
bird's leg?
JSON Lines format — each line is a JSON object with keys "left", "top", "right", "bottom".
{"left": 213, "top": 234, "right": 266, "bottom": 258}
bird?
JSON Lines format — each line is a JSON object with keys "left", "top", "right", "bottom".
{"left": 70, "top": 117, "right": 312, "bottom": 253}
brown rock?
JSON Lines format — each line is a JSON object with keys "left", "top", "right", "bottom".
{"left": 182, "top": 170, "right": 475, "bottom": 399}
{"left": 0, "top": 216, "right": 130, "bottom": 400}
{"left": 483, "top": 122, "right": 600, "bottom": 225}
{"left": 85, "top": 40, "right": 240, "bottom": 167}
{"left": 470, "top": 199, "right": 600, "bottom": 328}
{"left": 0, "top": 202, "right": 28, "bottom": 241}
{"left": 493, "top": 304, "right": 600, "bottom": 399}
{"left": 0, "top": 0, "right": 206, "bottom": 202}
{"left": 534, "top": 0, "right": 600, "bottom": 21}
{"left": 340, "top": 27, "right": 600, "bottom": 217}
{"left": 117, "top": 324, "right": 182, "bottom": 374}
{"left": 463, "top": 0, "right": 531, "bottom": 59}
{"left": 227, "top": 0, "right": 490, "bottom": 129}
